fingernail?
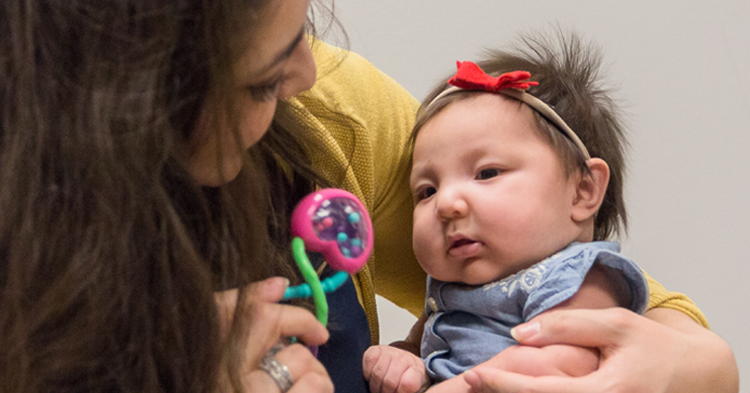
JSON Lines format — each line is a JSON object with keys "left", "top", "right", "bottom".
{"left": 463, "top": 370, "right": 479, "bottom": 388}
{"left": 264, "top": 276, "right": 290, "bottom": 290}
{"left": 511, "top": 321, "right": 540, "bottom": 341}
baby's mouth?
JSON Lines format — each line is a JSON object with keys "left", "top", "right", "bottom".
{"left": 450, "top": 238, "right": 476, "bottom": 249}
{"left": 448, "top": 237, "right": 482, "bottom": 258}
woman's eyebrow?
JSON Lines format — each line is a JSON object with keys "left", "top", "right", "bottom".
{"left": 255, "top": 27, "right": 306, "bottom": 75}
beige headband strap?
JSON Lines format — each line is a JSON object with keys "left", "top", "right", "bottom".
{"left": 426, "top": 86, "right": 591, "bottom": 159}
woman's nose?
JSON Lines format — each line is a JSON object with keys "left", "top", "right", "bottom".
{"left": 277, "top": 37, "right": 317, "bottom": 100}
{"left": 435, "top": 188, "right": 469, "bottom": 221}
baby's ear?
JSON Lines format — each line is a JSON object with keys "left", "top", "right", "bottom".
{"left": 572, "top": 158, "right": 610, "bottom": 222}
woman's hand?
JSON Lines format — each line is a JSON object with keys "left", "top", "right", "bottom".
{"left": 215, "top": 277, "right": 333, "bottom": 393}
{"left": 463, "top": 307, "right": 738, "bottom": 393}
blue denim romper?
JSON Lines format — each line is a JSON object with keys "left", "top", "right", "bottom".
{"left": 420, "top": 241, "right": 649, "bottom": 382}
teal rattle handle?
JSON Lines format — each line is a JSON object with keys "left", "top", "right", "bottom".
{"left": 283, "top": 271, "right": 350, "bottom": 299}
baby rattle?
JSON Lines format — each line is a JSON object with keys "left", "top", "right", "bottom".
{"left": 281, "top": 188, "right": 373, "bottom": 329}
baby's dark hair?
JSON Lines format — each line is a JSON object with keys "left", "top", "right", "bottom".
{"left": 414, "top": 31, "right": 628, "bottom": 240}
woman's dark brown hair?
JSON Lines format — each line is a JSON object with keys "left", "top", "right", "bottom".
{"left": 414, "top": 31, "right": 628, "bottom": 241}
{"left": 0, "top": 0, "right": 335, "bottom": 391}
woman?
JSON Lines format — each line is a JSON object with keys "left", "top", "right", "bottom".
{"left": 0, "top": 0, "right": 737, "bottom": 392}
{"left": 1, "top": 0, "right": 329, "bottom": 391}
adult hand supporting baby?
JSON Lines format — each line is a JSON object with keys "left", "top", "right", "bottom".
{"left": 215, "top": 277, "right": 333, "bottom": 393}
{"left": 462, "top": 308, "right": 738, "bottom": 393}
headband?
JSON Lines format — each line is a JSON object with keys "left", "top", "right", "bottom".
{"left": 427, "top": 61, "right": 590, "bottom": 159}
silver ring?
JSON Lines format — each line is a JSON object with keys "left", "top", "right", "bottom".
{"left": 259, "top": 343, "right": 294, "bottom": 392}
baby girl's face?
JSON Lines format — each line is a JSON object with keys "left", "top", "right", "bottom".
{"left": 410, "top": 94, "right": 582, "bottom": 285}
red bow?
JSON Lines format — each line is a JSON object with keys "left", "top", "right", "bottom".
{"left": 448, "top": 61, "right": 538, "bottom": 92}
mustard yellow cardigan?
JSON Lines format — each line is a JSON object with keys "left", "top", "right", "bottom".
{"left": 275, "top": 39, "right": 708, "bottom": 345}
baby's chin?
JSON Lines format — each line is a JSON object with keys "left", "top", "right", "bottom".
{"left": 430, "top": 268, "right": 508, "bottom": 287}
{"left": 460, "top": 275, "right": 503, "bottom": 287}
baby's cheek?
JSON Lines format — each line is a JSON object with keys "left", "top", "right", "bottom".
{"left": 412, "top": 229, "right": 438, "bottom": 273}
{"left": 412, "top": 231, "right": 429, "bottom": 266}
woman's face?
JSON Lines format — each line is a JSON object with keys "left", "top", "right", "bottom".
{"left": 187, "top": 0, "right": 315, "bottom": 186}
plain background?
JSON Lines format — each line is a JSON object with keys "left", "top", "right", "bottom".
{"left": 324, "top": 0, "right": 749, "bottom": 389}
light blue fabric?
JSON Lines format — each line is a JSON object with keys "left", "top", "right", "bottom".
{"left": 420, "top": 241, "right": 649, "bottom": 382}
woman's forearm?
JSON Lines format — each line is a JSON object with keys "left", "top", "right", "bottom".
{"left": 461, "top": 307, "right": 738, "bottom": 393}
{"left": 644, "top": 308, "right": 738, "bottom": 393}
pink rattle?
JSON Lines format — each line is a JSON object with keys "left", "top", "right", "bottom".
{"left": 281, "top": 189, "right": 373, "bottom": 328}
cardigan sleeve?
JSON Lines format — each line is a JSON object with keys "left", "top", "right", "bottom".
{"left": 643, "top": 270, "right": 709, "bottom": 328}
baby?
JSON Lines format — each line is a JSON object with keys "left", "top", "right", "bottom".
{"left": 363, "top": 33, "right": 650, "bottom": 392}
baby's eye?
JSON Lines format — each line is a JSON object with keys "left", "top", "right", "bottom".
{"left": 477, "top": 168, "right": 500, "bottom": 180}
{"left": 415, "top": 186, "right": 437, "bottom": 201}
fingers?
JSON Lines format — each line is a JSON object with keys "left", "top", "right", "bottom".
{"left": 463, "top": 367, "right": 600, "bottom": 393}
{"left": 277, "top": 343, "right": 333, "bottom": 393}
{"left": 238, "top": 277, "right": 329, "bottom": 348}
{"left": 215, "top": 278, "right": 333, "bottom": 392}
{"left": 215, "top": 277, "right": 290, "bottom": 314}
{"left": 219, "top": 278, "right": 329, "bottom": 374}
{"left": 257, "top": 301, "right": 329, "bottom": 345}
{"left": 246, "top": 341, "right": 332, "bottom": 393}
{"left": 286, "top": 372, "right": 334, "bottom": 393}
{"left": 362, "top": 346, "right": 388, "bottom": 392}
{"left": 400, "top": 367, "right": 428, "bottom": 392}
{"left": 363, "top": 346, "right": 427, "bottom": 393}
{"left": 244, "top": 295, "right": 329, "bottom": 362}
{"left": 511, "top": 308, "right": 641, "bottom": 348}
{"left": 246, "top": 345, "right": 334, "bottom": 393}
{"left": 214, "top": 277, "right": 292, "bottom": 336}
{"left": 250, "top": 276, "right": 291, "bottom": 303}
{"left": 249, "top": 371, "right": 333, "bottom": 393}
